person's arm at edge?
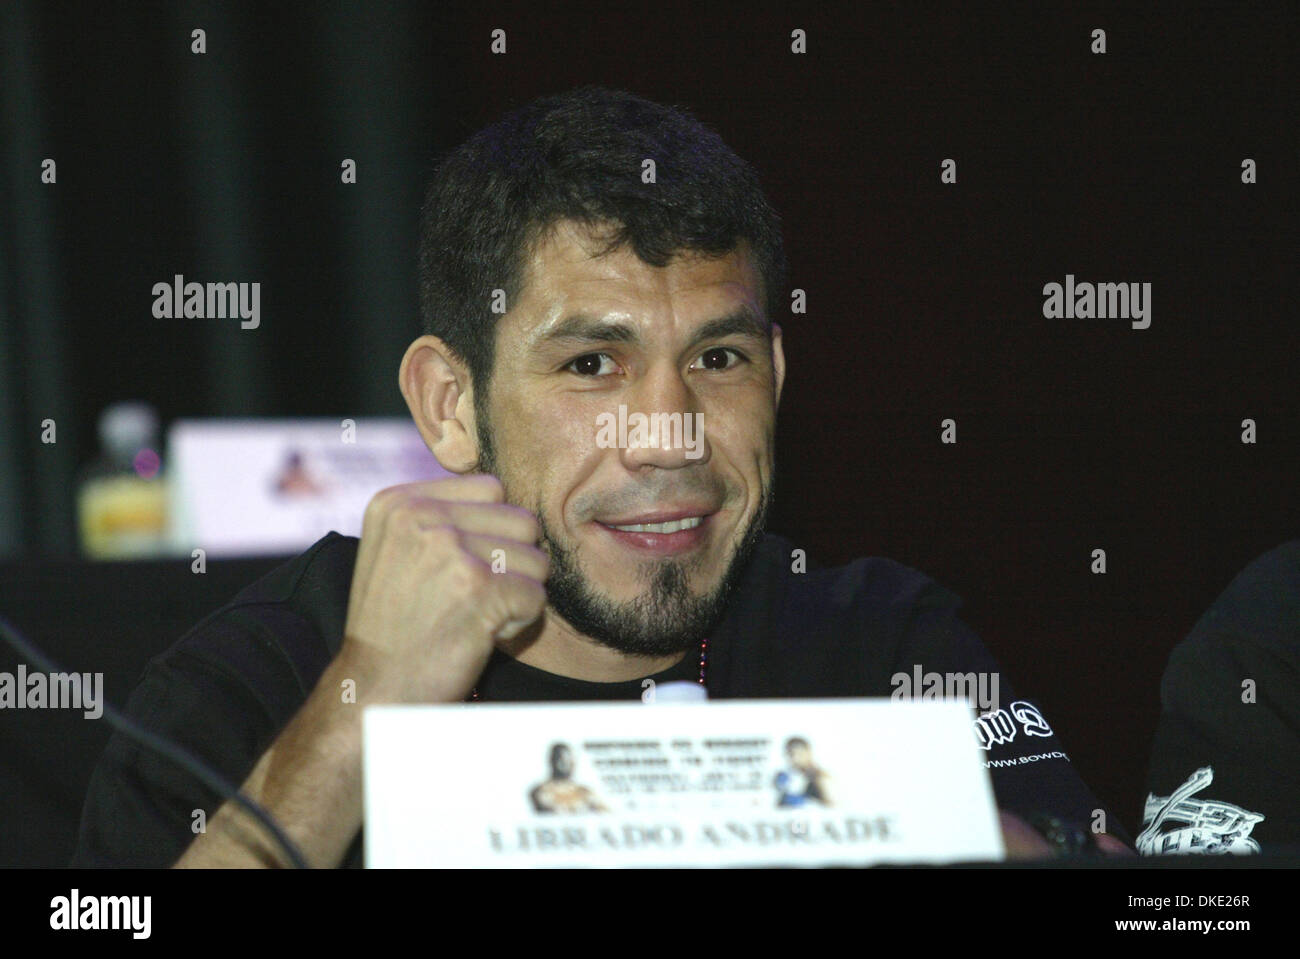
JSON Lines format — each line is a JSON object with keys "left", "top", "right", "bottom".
{"left": 173, "top": 646, "right": 369, "bottom": 869}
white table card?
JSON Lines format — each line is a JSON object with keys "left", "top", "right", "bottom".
{"left": 363, "top": 698, "right": 1004, "bottom": 867}
{"left": 168, "top": 417, "right": 447, "bottom": 557}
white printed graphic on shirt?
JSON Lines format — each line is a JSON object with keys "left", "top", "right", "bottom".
{"left": 1136, "top": 766, "right": 1264, "bottom": 855}
{"left": 972, "top": 701, "right": 1055, "bottom": 751}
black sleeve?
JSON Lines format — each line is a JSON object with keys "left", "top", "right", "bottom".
{"left": 1140, "top": 542, "right": 1300, "bottom": 855}
{"left": 893, "top": 578, "right": 1132, "bottom": 847}
{"left": 71, "top": 614, "right": 308, "bottom": 867}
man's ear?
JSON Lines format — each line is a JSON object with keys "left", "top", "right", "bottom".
{"left": 771, "top": 322, "right": 786, "bottom": 410}
{"left": 398, "top": 335, "right": 480, "bottom": 473}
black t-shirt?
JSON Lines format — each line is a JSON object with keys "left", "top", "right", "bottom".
{"left": 73, "top": 530, "right": 1126, "bottom": 867}
{"left": 1140, "top": 541, "right": 1300, "bottom": 856}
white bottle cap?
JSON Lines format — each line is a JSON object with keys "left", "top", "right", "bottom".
{"left": 99, "top": 401, "right": 159, "bottom": 463}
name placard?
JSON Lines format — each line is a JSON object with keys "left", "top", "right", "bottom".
{"left": 363, "top": 699, "right": 1003, "bottom": 867}
{"left": 168, "top": 417, "right": 446, "bottom": 557}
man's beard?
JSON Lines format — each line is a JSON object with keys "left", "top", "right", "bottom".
{"left": 476, "top": 405, "right": 774, "bottom": 658}
{"left": 538, "top": 482, "right": 772, "bottom": 657}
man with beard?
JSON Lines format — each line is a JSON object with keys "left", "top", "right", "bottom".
{"left": 74, "top": 86, "right": 1130, "bottom": 868}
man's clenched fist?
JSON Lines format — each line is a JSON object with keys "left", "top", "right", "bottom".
{"left": 338, "top": 474, "right": 549, "bottom": 705}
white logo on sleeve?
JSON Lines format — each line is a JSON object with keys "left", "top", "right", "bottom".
{"left": 972, "top": 701, "right": 1055, "bottom": 751}
{"left": 1137, "top": 766, "right": 1264, "bottom": 855}
{"left": 1010, "top": 701, "right": 1053, "bottom": 737}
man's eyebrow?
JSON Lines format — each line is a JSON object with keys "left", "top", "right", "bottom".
{"left": 535, "top": 315, "right": 640, "bottom": 347}
{"left": 533, "top": 308, "right": 769, "bottom": 351}
{"left": 685, "top": 308, "right": 770, "bottom": 349}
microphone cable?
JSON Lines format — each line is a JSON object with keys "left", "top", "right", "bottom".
{"left": 0, "top": 614, "right": 310, "bottom": 869}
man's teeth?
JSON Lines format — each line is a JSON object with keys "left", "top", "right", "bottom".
{"left": 611, "top": 516, "right": 704, "bottom": 534}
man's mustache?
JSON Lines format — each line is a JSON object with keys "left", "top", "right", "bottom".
{"left": 571, "top": 475, "right": 731, "bottom": 524}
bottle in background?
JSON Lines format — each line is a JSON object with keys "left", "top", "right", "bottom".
{"left": 76, "top": 401, "right": 169, "bottom": 559}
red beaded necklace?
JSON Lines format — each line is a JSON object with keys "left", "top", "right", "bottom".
{"left": 468, "top": 636, "right": 709, "bottom": 702}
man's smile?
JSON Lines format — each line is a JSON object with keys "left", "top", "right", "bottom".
{"left": 592, "top": 510, "right": 716, "bottom": 555}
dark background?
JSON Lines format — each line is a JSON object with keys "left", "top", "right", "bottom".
{"left": 1, "top": 1, "right": 1296, "bottom": 864}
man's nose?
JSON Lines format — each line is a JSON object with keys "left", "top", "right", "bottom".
{"left": 617, "top": 366, "right": 709, "bottom": 470}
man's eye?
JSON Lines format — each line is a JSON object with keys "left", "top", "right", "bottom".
{"left": 564, "top": 353, "right": 618, "bottom": 377}
{"left": 693, "top": 347, "right": 745, "bottom": 371}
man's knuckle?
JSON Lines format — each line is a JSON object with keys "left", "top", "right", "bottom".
{"left": 461, "top": 562, "right": 494, "bottom": 595}
{"left": 422, "top": 522, "right": 461, "bottom": 548}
